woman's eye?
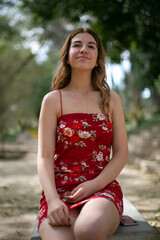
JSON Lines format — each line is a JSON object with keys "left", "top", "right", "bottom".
{"left": 88, "top": 45, "right": 95, "bottom": 49}
{"left": 73, "top": 44, "right": 81, "bottom": 47}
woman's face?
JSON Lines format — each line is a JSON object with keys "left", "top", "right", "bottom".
{"left": 68, "top": 32, "right": 98, "bottom": 71}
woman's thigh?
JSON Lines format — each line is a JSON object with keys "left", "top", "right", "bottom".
{"left": 74, "top": 198, "right": 120, "bottom": 240}
{"left": 39, "top": 208, "right": 80, "bottom": 240}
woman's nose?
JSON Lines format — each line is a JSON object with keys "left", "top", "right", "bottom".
{"left": 80, "top": 45, "right": 88, "bottom": 53}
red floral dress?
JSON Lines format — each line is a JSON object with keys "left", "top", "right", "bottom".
{"left": 38, "top": 113, "right": 123, "bottom": 229}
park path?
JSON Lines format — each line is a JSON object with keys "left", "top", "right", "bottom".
{"left": 0, "top": 132, "right": 160, "bottom": 240}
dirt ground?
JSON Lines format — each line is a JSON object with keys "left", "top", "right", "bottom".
{"left": 0, "top": 137, "right": 160, "bottom": 240}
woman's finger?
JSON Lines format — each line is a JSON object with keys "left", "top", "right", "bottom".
{"left": 67, "top": 188, "right": 83, "bottom": 202}
{"left": 51, "top": 212, "right": 62, "bottom": 225}
{"left": 71, "top": 185, "right": 81, "bottom": 195}
{"left": 58, "top": 208, "right": 71, "bottom": 226}
{"left": 48, "top": 214, "right": 59, "bottom": 226}
{"left": 63, "top": 205, "right": 71, "bottom": 223}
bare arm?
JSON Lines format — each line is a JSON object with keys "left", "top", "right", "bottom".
{"left": 37, "top": 91, "right": 70, "bottom": 226}
{"left": 37, "top": 92, "right": 59, "bottom": 201}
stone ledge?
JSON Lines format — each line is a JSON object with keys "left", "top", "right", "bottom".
{"left": 31, "top": 195, "right": 158, "bottom": 240}
{"left": 109, "top": 196, "right": 158, "bottom": 240}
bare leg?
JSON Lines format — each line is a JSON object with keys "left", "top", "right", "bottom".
{"left": 39, "top": 208, "right": 80, "bottom": 240}
{"left": 74, "top": 198, "right": 120, "bottom": 240}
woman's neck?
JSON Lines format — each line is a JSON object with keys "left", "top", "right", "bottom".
{"left": 67, "top": 69, "right": 94, "bottom": 92}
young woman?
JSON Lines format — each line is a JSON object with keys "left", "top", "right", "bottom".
{"left": 37, "top": 28, "right": 128, "bottom": 240}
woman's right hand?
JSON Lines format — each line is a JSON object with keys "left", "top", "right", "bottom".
{"left": 47, "top": 199, "right": 71, "bottom": 227}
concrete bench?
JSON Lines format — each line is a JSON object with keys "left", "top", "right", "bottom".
{"left": 31, "top": 195, "right": 158, "bottom": 240}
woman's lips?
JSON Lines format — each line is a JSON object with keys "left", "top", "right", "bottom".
{"left": 77, "top": 56, "right": 90, "bottom": 59}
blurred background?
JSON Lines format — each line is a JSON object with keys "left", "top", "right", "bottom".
{"left": 0, "top": 0, "right": 160, "bottom": 239}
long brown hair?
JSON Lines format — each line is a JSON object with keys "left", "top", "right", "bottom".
{"left": 52, "top": 28, "right": 110, "bottom": 115}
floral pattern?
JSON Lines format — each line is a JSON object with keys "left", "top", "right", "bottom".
{"left": 57, "top": 118, "right": 97, "bottom": 148}
{"left": 38, "top": 113, "right": 123, "bottom": 230}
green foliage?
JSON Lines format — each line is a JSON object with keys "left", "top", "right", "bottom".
{"left": 0, "top": 2, "right": 61, "bottom": 145}
{"left": 21, "top": 1, "right": 160, "bottom": 53}
{"left": 126, "top": 113, "right": 160, "bottom": 135}
{"left": 19, "top": 0, "right": 160, "bottom": 125}
{"left": 0, "top": 41, "right": 58, "bottom": 142}
{"left": 21, "top": 0, "right": 160, "bottom": 92}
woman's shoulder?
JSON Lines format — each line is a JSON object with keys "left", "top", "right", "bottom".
{"left": 41, "top": 90, "right": 60, "bottom": 115}
{"left": 110, "top": 90, "right": 121, "bottom": 101}
{"left": 42, "top": 90, "right": 60, "bottom": 105}
{"left": 109, "top": 90, "right": 123, "bottom": 110}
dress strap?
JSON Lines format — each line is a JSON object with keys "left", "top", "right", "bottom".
{"left": 58, "top": 89, "right": 63, "bottom": 116}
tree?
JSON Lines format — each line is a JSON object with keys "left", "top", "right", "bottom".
{"left": 0, "top": 1, "right": 60, "bottom": 154}
{"left": 21, "top": 0, "right": 160, "bottom": 99}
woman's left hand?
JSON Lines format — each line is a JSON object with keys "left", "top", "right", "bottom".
{"left": 66, "top": 179, "right": 99, "bottom": 203}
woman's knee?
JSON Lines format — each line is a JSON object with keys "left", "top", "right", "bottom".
{"left": 74, "top": 218, "right": 104, "bottom": 240}
{"left": 74, "top": 198, "right": 120, "bottom": 240}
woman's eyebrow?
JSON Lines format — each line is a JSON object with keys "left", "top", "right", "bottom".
{"left": 88, "top": 41, "right": 97, "bottom": 45}
{"left": 71, "top": 40, "right": 81, "bottom": 44}
{"left": 72, "top": 40, "right": 97, "bottom": 45}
